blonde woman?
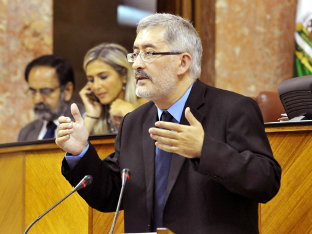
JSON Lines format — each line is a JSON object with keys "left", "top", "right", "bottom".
{"left": 80, "top": 43, "right": 147, "bottom": 134}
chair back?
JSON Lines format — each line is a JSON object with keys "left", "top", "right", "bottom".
{"left": 278, "top": 75, "right": 312, "bottom": 119}
{"left": 255, "top": 91, "right": 285, "bottom": 122}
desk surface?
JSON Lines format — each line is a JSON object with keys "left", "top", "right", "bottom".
{"left": 0, "top": 134, "right": 116, "bottom": 153}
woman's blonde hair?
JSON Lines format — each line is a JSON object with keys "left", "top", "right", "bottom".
{"left": 83, "top": 43, "right": 137, "bottom": 134}
{"left": 83, "top": 42, "right": 137, "bottom": 105}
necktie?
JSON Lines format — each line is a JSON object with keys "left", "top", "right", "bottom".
{"left": 43, "top": 121, "right": 57, "bottom": 139}
{"left": 153, "top": 111, "right": 173, "bottom": 229}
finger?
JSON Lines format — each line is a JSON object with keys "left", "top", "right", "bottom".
{"left": 57, "top": 128, "right": 73, "bottom": 137}
{"left": 155, "top": 141, "right": 178, "bottom": 153}
{"left": 185, "top": 107, "right": 200, "bottom": 126}
{"left": 55, "top": 135, "right": 70, "bottom": 146}
{"left": 71, "top": 103, "right": 84, "bottom": 123}
{"left": 154, "top": 121, "right": 183, "bottom": 132}
{"left": 58, "top": 116, "right": 71, "bottom": 124}
{"left": 151, "top": 133, "right": 177, "bottom": 146}
{"left": 149, "top": 127, "right": 177, "bottom": 139}
{"left": 57, "top": 122, "right": 73, "bottom": 131}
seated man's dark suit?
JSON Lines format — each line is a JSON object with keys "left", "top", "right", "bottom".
{"left": 62, "top": 80, "right": 281, "bottom": 234}
{"left": 18, "top": 101, "right": 85, "bottom": 142}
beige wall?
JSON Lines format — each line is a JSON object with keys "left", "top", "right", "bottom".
{"left": 0, "top": 0, "right": 52, "bottom": 143}
{"left": 214, "top": 0, "right": 297, "bottom": 96}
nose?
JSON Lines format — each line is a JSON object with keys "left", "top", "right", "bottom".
{"left": 93, "top": 77, "right": 105, "bottom": 90}
{"left": 34, "top": 91, "right": 44, "bottom": 104}
{"left": 132, "top": 54, "right": 145, "bottom": 71}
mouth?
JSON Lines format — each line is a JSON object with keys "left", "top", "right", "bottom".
{"left": 135, "top": 70, "right": 151, "bottom": 83}
{"left": 96, "top": 92, "right": 107, "bottom": 98}
{"left": 135, "top": 76, "right": 149, "bottom": 82}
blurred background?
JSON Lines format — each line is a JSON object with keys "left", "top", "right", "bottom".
{"left": 0, "top": 0, "right": 300, "bottom": 143}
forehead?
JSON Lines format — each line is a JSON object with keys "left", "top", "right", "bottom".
{"left": 133, "top": 27, "right": 169, "bottom": 50}
{"left": 86, "top": 59, "right": 116, "bottom": 75}
{"left": 28, "top": 66, "right": 59, "bottom": 87}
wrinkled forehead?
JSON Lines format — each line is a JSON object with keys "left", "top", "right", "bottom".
{"left": 133, "top": 27, "right": 170, "bottom": 51}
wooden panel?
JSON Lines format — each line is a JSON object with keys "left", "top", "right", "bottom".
{"left": 0, "top": 136, "right": 116, "bottom": 234}
{"left": 2, "top": 128, "right": 312, "bottom": 233}
{"left": 25, "top": 148, "right": 88, "bottom": 233}
{"left": 90, "top": 141, "right": 125, "bottom": 234}
{"left": 0, "top": 152, "right": 24, "bottom": 234}
{"left": 261, "top": 126, "right": 312, "bottom": 233}
{"left": 91, "top": 209, "right": 124, "bottom": 234}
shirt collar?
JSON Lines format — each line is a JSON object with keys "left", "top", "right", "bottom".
{"left": 157, "top": 84, "right": 193, "bottom": 123}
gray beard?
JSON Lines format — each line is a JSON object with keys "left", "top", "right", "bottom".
{"left": 34, "top": 95, "right": 67, "bottom": 121}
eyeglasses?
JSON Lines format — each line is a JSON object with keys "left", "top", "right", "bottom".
{"left": 26, "top": 86, "right": 61, "bottom": 97}
{"left": 127, "top": 51, "right": 183, "bottom": 63}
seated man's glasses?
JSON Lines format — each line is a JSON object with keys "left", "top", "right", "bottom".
{"left": 127, "top": 51, "right": 183, "bottom": 63}
{"left": 26, "top": 87, "right": 60, "bottom": 97}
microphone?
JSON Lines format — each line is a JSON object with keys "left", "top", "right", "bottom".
{"left": 24, "top": 175, "right": 93, "bottom": 234}
{"left": 109, "top": 168, "right": 131, "bottom": 234}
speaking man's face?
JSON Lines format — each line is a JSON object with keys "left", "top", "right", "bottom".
{"left": 132, "top": 27, "right": 180, "bottom": 104}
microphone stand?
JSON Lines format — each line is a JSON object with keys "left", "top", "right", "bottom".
{"left": 109, "top": 168, "right": 130, "bottom": 234}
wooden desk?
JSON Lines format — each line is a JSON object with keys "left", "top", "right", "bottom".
{"left": 1, "top": 123, "right": 312, "bottom": 233}
{"left": 261, "top": 123, "right": 312, "bottom": 233}
{"left": 0, "top": 135, "right": 121, "bottom": 234}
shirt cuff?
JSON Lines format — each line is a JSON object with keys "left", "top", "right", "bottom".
{"left": 65, "top": 143, "right": 90, "bottom": 169}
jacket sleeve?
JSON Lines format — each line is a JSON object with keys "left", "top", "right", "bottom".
{"left": 61, "top": 118, "right": 126, "bottom": 212}
{"left": 198, "top": 97, "right": 281, "bottom": 203}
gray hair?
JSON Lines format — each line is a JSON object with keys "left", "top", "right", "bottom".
{"left": 137, "top": 13, "right": 202, "bottom": 79}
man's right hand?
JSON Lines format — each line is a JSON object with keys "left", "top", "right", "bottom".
{"left": 56, "top": 103, "right": 89, "bottom": 155}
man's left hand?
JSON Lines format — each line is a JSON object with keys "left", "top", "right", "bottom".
{"left": 149, "top": 107, "right": 204, "bottom": 158}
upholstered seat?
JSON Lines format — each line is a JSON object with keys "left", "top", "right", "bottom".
{"left": 255, "top": 91, "right": 285, "bottom": 122}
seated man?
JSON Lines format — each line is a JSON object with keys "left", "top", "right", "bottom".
{"left": 18, "top": 54, "right": 85, "bottom": 141}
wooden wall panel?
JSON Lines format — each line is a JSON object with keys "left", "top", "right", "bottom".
{"left": 0, "top": 152, "right": 24, "bottom": 234}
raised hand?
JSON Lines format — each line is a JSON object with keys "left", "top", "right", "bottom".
{"left": 55, "top": 103, "right": 89, "bottom": 155}
{"left": 79, "top": 83, "right": 102, "bottom": 118}
{"left": 148, "top": 107, "right": 204, "bottom": 158}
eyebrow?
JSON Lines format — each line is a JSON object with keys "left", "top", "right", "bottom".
{"left": 133, "top": 43, "right": 157, "bottom": 50}
{"left": 87, "top": 71, "right": 110, "bottom": 78}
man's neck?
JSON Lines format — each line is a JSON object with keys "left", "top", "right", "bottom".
{"left": 154, "top": 77, "right": 194, "bottom": 110}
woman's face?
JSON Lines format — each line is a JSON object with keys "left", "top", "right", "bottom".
{"left": 86, "top": 59, "right": 126, "bottom": 105}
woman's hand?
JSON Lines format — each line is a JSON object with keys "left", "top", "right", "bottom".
{"left": 110, "top": 99, "right": 135, "bottom": 129}
{"left": 79, "top": 83, "right": 102, "bottom": 118}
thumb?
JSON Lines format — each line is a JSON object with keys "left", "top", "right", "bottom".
{"left": 71, "top": 103, "right": 83, "bottom": 123}
{"left": 185, "top": 107, "right": 200, "bottom": 126}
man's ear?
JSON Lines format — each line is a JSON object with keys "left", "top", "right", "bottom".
{"left": 63, "top": 82, "right": 74, "bottom": 101}
{"left": 177, "top": 53, "right": 192, "bottom": 76}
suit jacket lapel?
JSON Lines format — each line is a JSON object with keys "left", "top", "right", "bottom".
{"left": 142, "top": 106, "right": 157, "bottom": 222}
{"left": 32, "top": 120, "right": 44, "bottom": 141}
{"left": 165, "top": 80, "right": 206, "bottom": 203}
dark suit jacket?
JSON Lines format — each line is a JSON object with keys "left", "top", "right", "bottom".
{"left": 18, "top": 101, "right": 85, "bottom": 142}
{"left": 62, "top": 80, "right": 281, "bottom": 234}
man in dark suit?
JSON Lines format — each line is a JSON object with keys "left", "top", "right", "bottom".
{"left": 18, "top": 55, "right": 84, "bottom": 142}
{"left": 56, "top": 13, "right": 281, "bottom": 233}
